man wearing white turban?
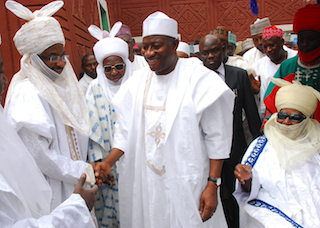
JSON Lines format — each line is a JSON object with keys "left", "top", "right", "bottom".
{"left": 4, "top": 0, "right": 95, "bottom": 212}
{"left": 0, "top": 33, "right": 98, "bottom": 228}
{"left": 86, "top": 23, "right": 133, "bottom": 228}
{"left": 94, "top": 11, "right": 234, "bottom": 228}
{"left": 234, "top": 78, "right": 320, "bottom": 227}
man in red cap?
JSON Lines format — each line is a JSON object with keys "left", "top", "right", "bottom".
{"left": 263, "top": 4, "right": 320, "bottom": 126}
{"left": 253, "top": 25, "right": 297, "bottom": 119}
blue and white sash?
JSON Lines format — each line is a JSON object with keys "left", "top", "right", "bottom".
{"left": 245, "top": 135, "right": 304, "bottom": 228}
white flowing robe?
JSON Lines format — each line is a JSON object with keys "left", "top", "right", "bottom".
{"left": 0, "top": 188, "right": 95, "bottom": 228}
{"left": 132, "top": 54, "right": 148, "bottom": 72}
{"left": 6, "top": 79, "right": 92, "bottom": 210}
{"left": 112, "top": 58, "right": 235, "bottom": 228}
{"left": 234, "top": 137, "right": 320, "bottom": 228}
{"left": 243, "top": 47, "right": 266, "bottom": 67}
{"left": 0, "top": 105, "right": 95, "bottom": 228}
{"left": 253, "top": 47, "right": 297, "bottom": 118}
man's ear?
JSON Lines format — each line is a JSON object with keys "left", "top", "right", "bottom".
{"left": 173, "top": 39, "right": 179, "bottom": 51}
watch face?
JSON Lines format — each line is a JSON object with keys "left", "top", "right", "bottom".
{"left": 216, "top": 178, "right": 221, "bottom": 186}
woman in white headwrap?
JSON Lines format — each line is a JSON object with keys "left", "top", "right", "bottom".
{"left": 234, "top": 78, "right": 320, "bottom": 227}
{"left": 86, "top": 23, "right": 132, "bottom": 228}
{"left": 4, "top": 0, "right": 95, "bottom": 212}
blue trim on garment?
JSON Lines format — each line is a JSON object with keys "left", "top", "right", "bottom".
{"left": 248, "top": 199, "right": 303, "bottom": 228}
{"left": 244, "top": 135, "right": 268, "bottom": 167}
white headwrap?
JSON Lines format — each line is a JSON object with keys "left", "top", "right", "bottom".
{"left": 143, "top": 11, "right": 178, "bottom": 39}
{"left": 264, "top": 78, "right": 320, "bottom": 170}
{"left": 88, "top": 23, "right": 132, "bottom": 102}
{"left": 5, "top": 0, "right": 90, "bottom": 135}
{"left": 177, "top": 41, "right": 190, "bottom": 57}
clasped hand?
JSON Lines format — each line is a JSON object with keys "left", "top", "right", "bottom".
{"left": 91, "top": 161, "right": 112, "bottom": 186}
{"left": 234, "top": 164, "right": 252, "bottom": 185}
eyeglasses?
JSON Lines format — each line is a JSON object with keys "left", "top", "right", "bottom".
{"left": 39, "top": 54, "right": 70, "bottom": 63}
{"left": 103, "top": 63, "right": 126, "bottom": 73}
{"left": 124, "top": 39, "right": 133, "bottom": 44}
{"left": 277, "top": 111, "right": 306, "bottom": 123}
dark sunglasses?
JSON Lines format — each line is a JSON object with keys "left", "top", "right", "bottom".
{"left": 103, "top": 63, "right": 126, "bottom": 73}
{"left": 277, "top": 111, "right": 306, "bottom": 123}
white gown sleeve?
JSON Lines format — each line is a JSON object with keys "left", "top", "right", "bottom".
{"left": 18, "top": 127, "right": 91, "bottom": 185}
{"left": 200, "top": 88, "right": 234, "bottom": 160}
{"left": 0, "top": 194, "right": 95, "bottom": 228}
{"left": 233, "top": 138, "right": 262, "bottom": 206}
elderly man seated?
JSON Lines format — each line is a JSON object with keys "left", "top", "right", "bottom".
{"left": 234, "top": 78, "right": 320, "bottom": 227}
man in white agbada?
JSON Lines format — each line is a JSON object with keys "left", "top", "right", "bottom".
{"left": 0, "top": 35, "right": 98, "bottom": 228}
{"left": 253, "top": 26, "right": 297, "bottom": 119}
{"left": 94, "top": 11, "right": 234, "bottom": 228}
{"left": 4, "top": 0, "right": 95, "bottom": 211}
{"left": 234, "top": 78, "right": 320, "bottom": 227}
{"left": 86, "top": 23, "right": 133, "bottom": 228}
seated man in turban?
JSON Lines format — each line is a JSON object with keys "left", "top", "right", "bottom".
{"left": 234, "top": 78, "right": 320, "bottom": 227}
{"left": 263, "top": 4, "right": 320, "bottom": 126}
{"left": 4, "top": 0, "right": 94, "bottom": 212}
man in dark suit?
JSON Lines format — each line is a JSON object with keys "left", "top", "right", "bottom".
{"left": 199, "top": 34, "right": 261, "bottom": 228}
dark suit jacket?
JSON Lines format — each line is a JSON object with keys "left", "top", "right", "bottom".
{"left": 224, "top": 64, "right": 261, "bottom": 166}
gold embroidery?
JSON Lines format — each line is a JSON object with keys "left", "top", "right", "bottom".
{"left": 145, "top": 159, "right": 166, "bottom": 176}
{"left": 147, "top": 122, "right": 165, "bottom": 147}
{"left": 65, "top": 125, "right": 81, "bottom": 161}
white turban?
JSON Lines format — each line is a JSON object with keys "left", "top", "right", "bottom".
{"left": 6, "top": 0, "right": 65, "bottom": 55}
{"left": 274, "top": 78, "right": 320, "bottom": 117}
{"left": 88, "top": 23, "right": 132, "bottom": 102}
{"left": 177, "top": 41, "right": 190, "bottom": 57}
{"left": 143, "top": 11, "right": 178, "bottom": 39}
{"left": 5, "top": 0, "right": 91, "bottom": 136}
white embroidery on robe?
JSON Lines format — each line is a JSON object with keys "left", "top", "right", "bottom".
{"left": 147, "top": 122, "right": 165, "bottom": 147}
{"left": 143, "top": 71, "right": 171, "bottom": 176}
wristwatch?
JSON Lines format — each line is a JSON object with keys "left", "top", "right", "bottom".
{"left": 208, "top": 177, "right": 221, "bottom": 187}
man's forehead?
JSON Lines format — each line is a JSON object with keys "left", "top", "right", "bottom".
{"left": 143, "top": 35, "right": 169, "bottom": 43}
{"left": 117, "top": 34, "right": 132, "bottom": 40}
{"left": 84, "top": 55, "right": 96, "bottom": 62}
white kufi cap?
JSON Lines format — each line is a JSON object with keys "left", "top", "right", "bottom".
{"left": 143, "top": 11, "right": 178, "bottom": 39}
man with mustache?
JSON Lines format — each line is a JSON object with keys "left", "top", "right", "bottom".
{"left": 254, "top": 26, "right": 297, "bottom": 119}
{"left": 199, "top": 34, "right": 261, "bottom": 228}
{"left": 94, "top": 11, "right": 235, "bottom": 228}
{"left": 4, "top": 0, "right": 95, "bottom": 213}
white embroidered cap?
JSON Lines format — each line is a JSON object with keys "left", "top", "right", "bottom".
{"left": 143, "top": 11, "right": 178, "bottom": 39}
{"left": 6, "top": 0, "right": 65, "bottom": 55}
